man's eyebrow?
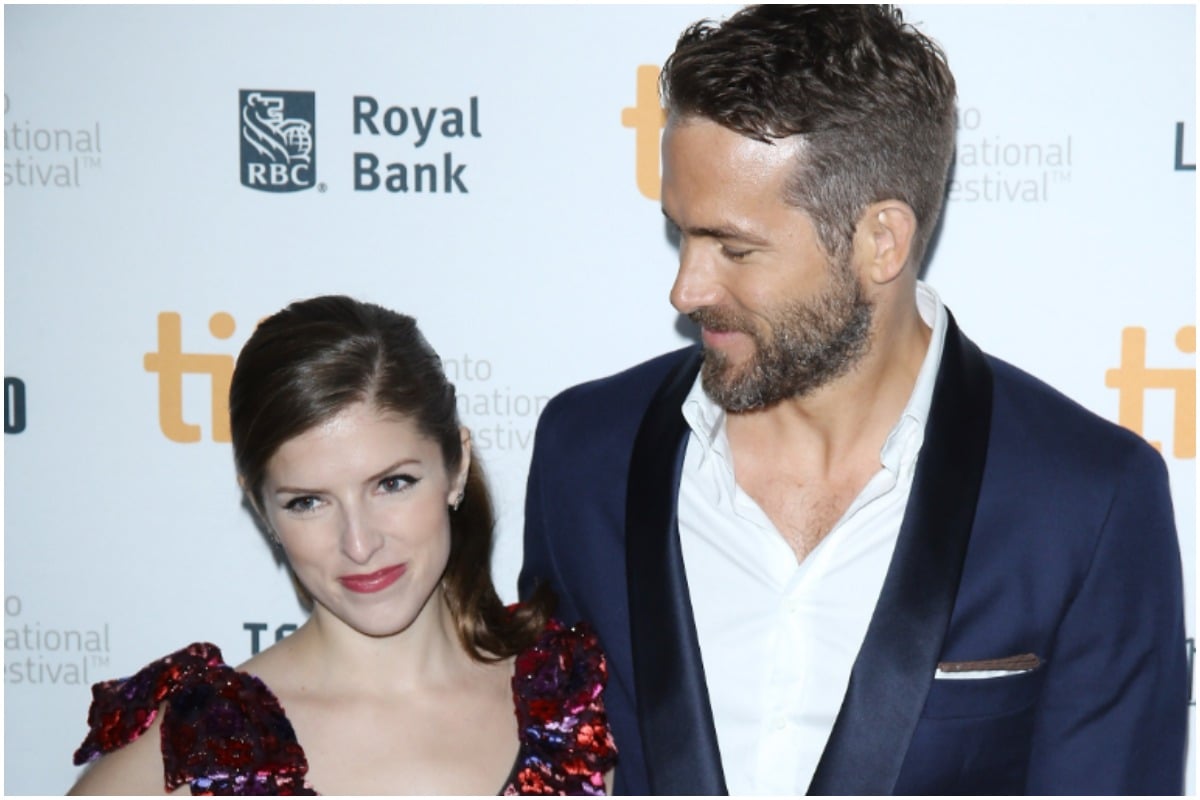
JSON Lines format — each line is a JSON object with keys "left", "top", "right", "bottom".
{"left": 661, "top": 209, "right": 770, "bottom": 245}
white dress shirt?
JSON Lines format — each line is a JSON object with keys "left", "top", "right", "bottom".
{"left": 677, "top": 283, "right": 948, "bottom": 795}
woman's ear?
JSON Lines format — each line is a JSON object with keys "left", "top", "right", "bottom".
{"left": 450, "top": 427, "right": 472, "bottom": 506}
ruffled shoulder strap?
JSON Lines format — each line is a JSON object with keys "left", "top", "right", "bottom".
{"left": 73, "top": 642, "right": 314, "bottom": 795}
{"left": 73, "top": 642, "right": 225, "bottom": 766}
{"left": 509, "top": 619, "right": 617, "bottom": 795}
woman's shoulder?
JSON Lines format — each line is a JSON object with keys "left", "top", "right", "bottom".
{"left": 508, "top": 618, "right": 616, "bottom": 794}
{"left": 73, "top": 641, "right": 311, "bottom": 794}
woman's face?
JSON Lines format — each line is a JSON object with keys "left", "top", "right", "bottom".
{"left": 259, "top": 401, "right": 469, "bottom": 639}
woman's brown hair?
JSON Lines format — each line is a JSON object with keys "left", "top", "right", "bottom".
{"left": 229, "top": 294, "right": 552, "bottom": 660}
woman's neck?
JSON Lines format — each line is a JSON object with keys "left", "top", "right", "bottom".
{"left": 275, "top": 588, "right": 479, "bottom": 697}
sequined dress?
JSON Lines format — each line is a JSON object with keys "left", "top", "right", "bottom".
{"left": 73, "top": 620, "right": 616, "bottom": 795}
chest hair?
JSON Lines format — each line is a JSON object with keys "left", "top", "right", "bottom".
{"left": 739, "top": 466, "right": 876, "bottom": 563}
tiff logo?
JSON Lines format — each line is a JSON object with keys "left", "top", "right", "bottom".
{"left": 621, "top": 65, "right": 666, "bottom": 201}
{"left": 144, "top": 312, "right": 236, "bottom": 443}
{"left": 1105, "top": 326, "right": 1195, "bottom": 459}
{"left": 240, "top": 90, "right": 316, "bottom": 192}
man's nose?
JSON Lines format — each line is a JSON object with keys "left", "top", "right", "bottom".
{"left": 669, "top": 240, "right": 722, "bottom": 315}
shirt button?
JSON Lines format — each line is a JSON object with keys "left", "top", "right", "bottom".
{"left": 771, "top": 717, "right": 786, "bottom": 731}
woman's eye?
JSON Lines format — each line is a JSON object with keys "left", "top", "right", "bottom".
{"left": 284, "top": 495, "right": 320, "bottom": 513}
{"left": 379, "top": 474, "right": 417, "bottom": 494}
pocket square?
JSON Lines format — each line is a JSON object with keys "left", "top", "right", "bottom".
{"left": 935, "top": 652, "right": 1041, "bottom": 680}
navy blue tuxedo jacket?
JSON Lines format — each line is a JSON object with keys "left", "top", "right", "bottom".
{"left": 518, "top": 313, "right": 1188, "bottom": 795}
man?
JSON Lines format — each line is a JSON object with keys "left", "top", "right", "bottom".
{"left": 519, "top": 5, "right": 1188, "bottom": 794}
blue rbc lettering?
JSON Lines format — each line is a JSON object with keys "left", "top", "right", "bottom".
{"left": 352, "top": 96, "right": 481, "bottom": 146}
{"left": 352, "top": 95, "right": 477, "bottom": 195}
{"left": 5, "top": 377, "right": 26, "bottom": 434}
{"left": 354, "top": 152, "right": 468, "bottom": 193}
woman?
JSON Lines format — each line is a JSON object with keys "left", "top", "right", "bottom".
{"left": 69, "top": 295, "right": 616, "bottom": 795}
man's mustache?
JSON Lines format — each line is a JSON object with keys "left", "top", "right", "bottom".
{"left": 690, "top": 307, "right": 752, "bottom": 336}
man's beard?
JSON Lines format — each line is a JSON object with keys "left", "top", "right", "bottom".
{"left": 693, "top": 263, "right": 874, "bottom": 412}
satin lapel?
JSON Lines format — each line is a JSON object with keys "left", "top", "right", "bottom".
{"left": 808, "top": 314, "right": 994, "bottom": 795}
{"left": 625, "top": 348, "right": 728, "bottom": 795}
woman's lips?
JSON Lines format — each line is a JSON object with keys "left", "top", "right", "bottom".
{"left": 338, "top": 564, "right": 406, "bottom": 593}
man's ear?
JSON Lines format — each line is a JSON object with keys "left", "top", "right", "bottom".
{"left": 856, "top": 200, "right": 917, "bottom": 286}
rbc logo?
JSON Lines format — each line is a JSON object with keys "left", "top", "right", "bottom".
{"left": 240, "top": 90, "right": 316, "bottom": 192}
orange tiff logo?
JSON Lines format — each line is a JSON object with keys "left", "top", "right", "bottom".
{"left": 621, "top": 65, "right": 666, "bottom": 201}
{"left": 144, "top": 312, "right": 237, "bottom": 443}
{"left": 1105, "top": 326, "right": 1196, "bottom": 459}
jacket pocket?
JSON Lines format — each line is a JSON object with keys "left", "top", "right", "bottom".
{"left": 920, "top": 664, "right": 1045, "bottom": 720}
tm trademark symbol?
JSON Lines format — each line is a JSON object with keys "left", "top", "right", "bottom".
{"left": 89, "top": 655, "right": 109, "bottom": 668}
{"left": 1054, "top": 170, "right": 1071, "bottom": 183}
{"left": 83, "top": 156, "right": 101, "bottom": 169}
{"left": 317, "top": 183, "right": 327, "bottom": 193}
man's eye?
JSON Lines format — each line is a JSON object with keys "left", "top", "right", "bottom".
{"left": 722, "top": 246, "right": 751, "bottom": 261}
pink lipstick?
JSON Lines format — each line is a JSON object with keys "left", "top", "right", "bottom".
{"left": 339, "top": 564, "right": 406, "bottom": 594}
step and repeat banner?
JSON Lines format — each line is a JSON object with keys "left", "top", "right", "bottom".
{"left": 4, "top": 4, "right": 1195, "bottom": 794}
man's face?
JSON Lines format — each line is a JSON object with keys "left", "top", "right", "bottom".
{"left": 661, "top": 116, "right": 873, "bottom": 412}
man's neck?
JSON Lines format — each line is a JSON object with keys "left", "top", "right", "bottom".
{"left": 725, "top": 303, "right": 931, "bottom": 480}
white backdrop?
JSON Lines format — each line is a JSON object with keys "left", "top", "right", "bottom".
{"left": 4, "top": 4, "right": 1195, "bottom": 794}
